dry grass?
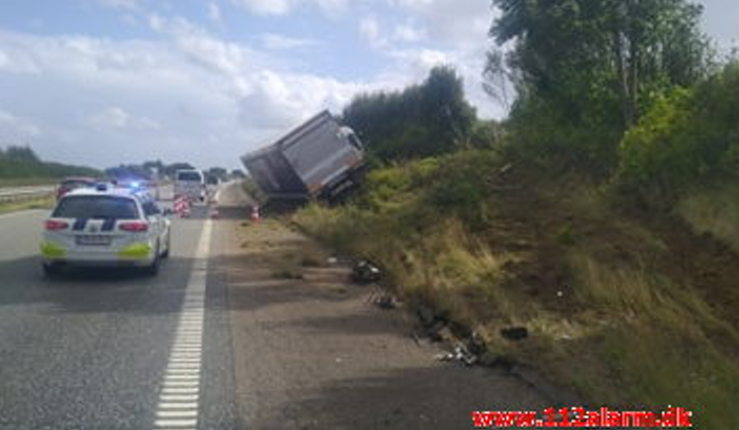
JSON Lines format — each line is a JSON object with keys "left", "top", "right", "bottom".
{"left": 0, "top": 178, "right": 55, "bottom": 187}
{"left": 293, "top": 154, "right": 739, "bottom": 429}
{"left": 677, "top": 182, "right": 739, "bottom": 252}
{"left": 565, "top": 251, "right": 739, "bottom": 428}
{"left": 0, "top": 195, "right": 54, "bottom": 215}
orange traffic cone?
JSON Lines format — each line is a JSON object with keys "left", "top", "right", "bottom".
{"left": 250, "top": 205, "right": 260, "bottom": 222}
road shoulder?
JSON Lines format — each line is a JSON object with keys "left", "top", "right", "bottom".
{"left": 220, "top": 217, "right": 554, "bottom": 429}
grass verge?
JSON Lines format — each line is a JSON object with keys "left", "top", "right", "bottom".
{"left": 0, "top": 195, "right": 55, "bottom": 215}
{"left": 0, "top": 178, "right": 56, "bottom": 187}
{"left": 293, "top": 149, "right": 739, "bottom": 429}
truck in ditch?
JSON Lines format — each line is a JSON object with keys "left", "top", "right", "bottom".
{"left": 241, "top": 110, "right": 365, "bottom": 203}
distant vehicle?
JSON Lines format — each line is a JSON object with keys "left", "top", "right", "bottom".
{"left": 56, "top": 177, "right": 96, "bottom": 201}
{"left": 174, "top": 169, "right": 206, "bottom": 202}
{"left": 241, "top": 110, "right": 365, "bottom": 203}
{"left": 107, "top": 169, "right": 156, "bottom": 195}
{"left": 206, "top": 175, "right": 220, "bottom": 186}
{"left": 40, "top": 184, "right": 172, "bottom": 277}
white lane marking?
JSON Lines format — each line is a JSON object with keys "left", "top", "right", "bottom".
{"left": 161, "top": 395, "right": 199, "bottom": 402}
{"left": 167, "top": 368, "right": 200, "bottom": 374}
{"left": 162, "top": 380, "right": 200, "bottom": 388}
{"left": 212, "top": 187, "right": 223, "bottom": 205}
{"left": 158, "top": 410, "right": 198, "bottom": 419}
{"left": 154, "top": 219, "right": 212, "bottom": 430}
{"left": 167, "top": 353, "right": 201, "bottom": 359}
{"left": 165, "top": 375, "right": 200, "bottom": 381}
{"left": 162, "top": 387, "right": 199, "bottom": 394}
{"left": 168, "top": 364, "right": 201, "bottom": 370}
{"left": 159, "top": 403, "right": 199, "bottom": 410}
{"left": 154, "top": 420, "right": 197, "bottom": 429}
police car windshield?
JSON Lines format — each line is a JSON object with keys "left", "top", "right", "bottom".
{"left": 177, "top": 172, "right": 202, "bottom": 181}
{"left": 53, "top": 196, "right": 140, "bottom": 220}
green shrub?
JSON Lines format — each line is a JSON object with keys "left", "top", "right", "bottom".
{"left": 617, "top": 63, "right": 739, "bottom": 202}
{"left": 503, "top": 93, "right": 625, "bottom": 177}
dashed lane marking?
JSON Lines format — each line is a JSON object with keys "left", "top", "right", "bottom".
{"left": 154, "top": 219, "right": 212, "bottom": 430}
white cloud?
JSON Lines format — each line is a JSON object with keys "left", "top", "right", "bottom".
{"left": 0, "top": 21, "right": 370, "bottom": 168}
{"left": 99, "top": 0, "right": 143, "bottom": 10}
{"left": 312, "top": 0, "right": 348, "bottom": 17}
{"left": 231, "top": 0, "right": 347, "bottom": 16}
{"left": 88, "top": 106, "right": 160, "bottom": 130}
{"left": 260, "top": 33, "right": 320, "bottom": 50}
{"left": 148, "top": 14, "right": 165, "bottom": 31}
{"left": 121, "top": 13, "right": 139, "bottom": 27}
{"left": 208, "top": 2, "right": 222, "bottom": 24}
{"left": 388, "top": 0, "right": 491, "bottom": 48}
{"left": 0, "top": 109, "right": 42, "bottom": 137}
{"left": 393, "top": 23, "right": 425, "bottom": 42}
{"left": 370, "top": 0, "right": 502, "bottom": 118}
{"left": 231, "top": 0, "right": 291, "bottom": 15}
{"left": 700, "top": 0, "right": 739, "bottom": 53}
{"left": 359, "top": 15, "right": 387, "bottom": 49}
{"left": 0, "top": 0, "right": 503, "bottom": 170}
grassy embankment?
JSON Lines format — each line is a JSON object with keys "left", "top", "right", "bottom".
{"left": 0, "top": 178, "right": 57, "bottom": 187}
{"left": 0, "top": 195, "right": 55, "bottom": 215}
{"left": 0, "top": 146, "right": 102, "bottom": 186}
{"left": 0, "top": 146, "right": 102, "bottom": 213}
{"left": 293, "top": 149, "right": 739, "bottom": 429}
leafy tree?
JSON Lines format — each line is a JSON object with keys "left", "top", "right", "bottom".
{"left": 0, "top": 145, "right": 101, "bottom": 179}
{"left": 343, "top": 66, "right": 476, "bottom": 161}
{"left": 3, "top": 145, "right": 40, "bottom": 162}
{"left": 486, "top": 0, "right": 712, "bottom": 169}
{"left": 207, "top": 167, "right": 228, "bottom": 181}
{"left": 142, "top": 160, "right": 164, "bottom": 174}
{"left": 618, "top": 62, "right": 739, "bottom": 200}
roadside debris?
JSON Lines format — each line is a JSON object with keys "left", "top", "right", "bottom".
{"left": 351, "top": 260, "right": 382, "bottom": 284}
{"left": 415, "top": 305, "right": 450, "bottom": 341}
{"left": 501, "top": 326, "right": 529, "bottom": 341}
{"left": 416, "top": 305, "right": 436, "bottom": 326}
{"left": 374, "top": 295, "right": 398, "bottom": 310}
{"left": 365, "top": 288, "right": 400, "bottom": 310}
{"left": 250, "top": 205, "right": 261, "bottom": 222}
{"left": 434, "top": 343, "right": 478, "bottom": 366}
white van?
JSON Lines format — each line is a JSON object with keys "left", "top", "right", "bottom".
{"left": 174, "top": 169, "right": 206, "bottom": 201}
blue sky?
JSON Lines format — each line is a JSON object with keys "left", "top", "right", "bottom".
{"left": 0, "top": 0, "right": 736, "bottom": 169}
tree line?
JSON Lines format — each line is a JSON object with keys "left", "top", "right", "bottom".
{"left": 341, "top": 0, "right": 736, "bottom": 209}
{"left": 0, "top": 145, "right": 101, "bottom": 179}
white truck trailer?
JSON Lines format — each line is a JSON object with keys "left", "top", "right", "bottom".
{"left": 241, "top": 110, "right": 365, "bottom": 203}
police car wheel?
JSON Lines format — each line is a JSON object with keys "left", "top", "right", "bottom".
{"left": 144, "top": 243, "right": 161, "bottom": 276}
{"left": 42, "top": 263, "right": 61, "bottom": 278}
{"left": 161, "top": 234, "right": 171, "bottom": 259}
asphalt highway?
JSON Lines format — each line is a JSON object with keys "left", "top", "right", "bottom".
{"left": 0, "top": 182, "right": 556, "bottom": 430}
{"left": 0, "top": 186, "right": 237, "bottom": 430}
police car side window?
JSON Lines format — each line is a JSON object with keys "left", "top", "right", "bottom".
{"left": 143, "top": 201, "right": 161, "bottom": 216}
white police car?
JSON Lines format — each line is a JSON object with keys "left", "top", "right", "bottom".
{"left": 40, "top": 184, "right": 172, "bottom": 276}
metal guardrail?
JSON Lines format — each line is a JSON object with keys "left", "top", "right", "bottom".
{"left": 0, "top": 186, "right": 55, "bottom": 203}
